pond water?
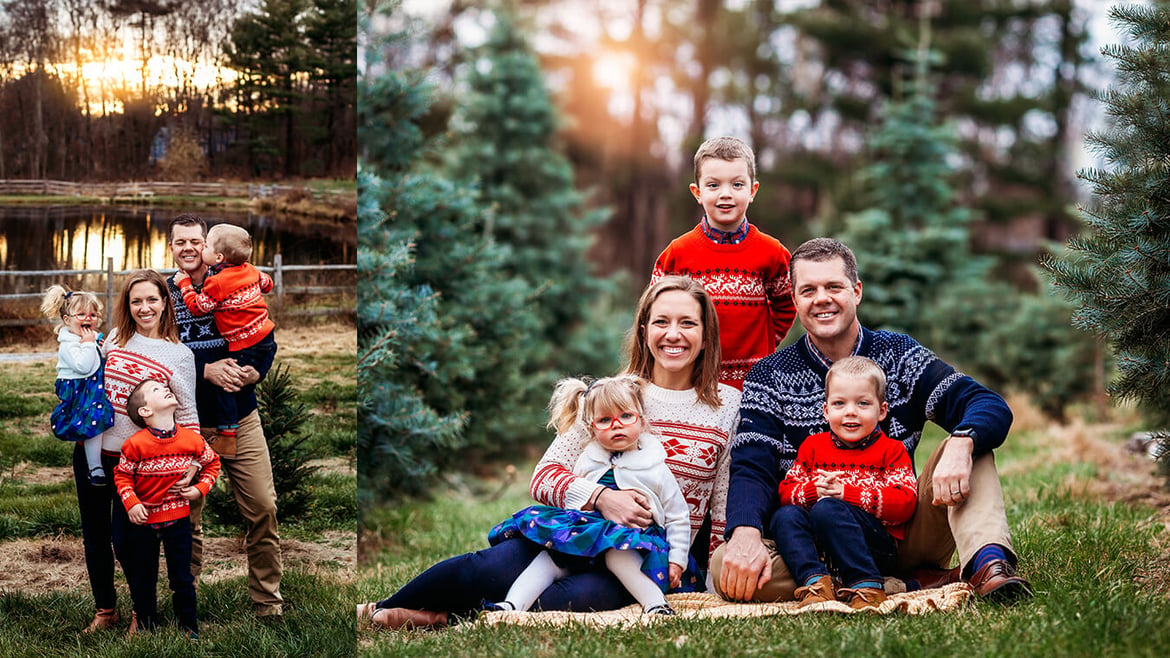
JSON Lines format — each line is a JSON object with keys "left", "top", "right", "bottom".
{"left": 0, "top": 204, "right": 355, "bottom": 273}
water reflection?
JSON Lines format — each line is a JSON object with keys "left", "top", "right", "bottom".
{"left": 0, "top": 205, "right": 355, "bottom": 272}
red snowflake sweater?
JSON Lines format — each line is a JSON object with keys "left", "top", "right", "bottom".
{"left": 179, "top": 263, "right": 274, "bottom": 351}
{"left": 778, "top": 430, "right": 917, "bottom": 540}
{"left": 114, "top": 426, "right": 221, "bottom": 525}
{"left": 651, "top": 223, "right": 795, "bottom": 388}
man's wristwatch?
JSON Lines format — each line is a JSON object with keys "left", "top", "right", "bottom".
{"left": 950, "top": 427, "right": 978, "bottom": 442}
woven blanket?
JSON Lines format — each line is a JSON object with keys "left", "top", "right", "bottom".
{"left": 474, "top": 582, "right": 974, "bottom": 628}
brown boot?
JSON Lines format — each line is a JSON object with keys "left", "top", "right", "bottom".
{"left": 369, "top": 607, "right": 448, "bottom": 630}
{"left": 793, "top": 575, "right": 836, "bottom": 607}
{"left": 83, "top": 608, "right": 118, "bottom": 633}
{"left": 210, "top": 431, "right": 237, "bottom": 458}
{"left": 838, "top": 586, "right": 887, "bottom": 610}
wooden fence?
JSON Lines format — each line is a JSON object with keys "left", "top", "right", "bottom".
{"left": 0, "top": 179, "right": 354, "bottom": 202}
{"left": 0, "top": 256, "right": 354, "bottom": 330}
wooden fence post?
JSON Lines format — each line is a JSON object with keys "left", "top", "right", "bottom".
{"left": 106, "top": 257, "right": 114, "bottom": 334}
{"left": 274, "top": 253, "right": 283, "bottom": 319}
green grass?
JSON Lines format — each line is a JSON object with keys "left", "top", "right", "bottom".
{"left": 357, "top": 420, "right": 1170, "bottom": 657}
{"left": 0, "top": 570, "right": 357, "bottom": 657}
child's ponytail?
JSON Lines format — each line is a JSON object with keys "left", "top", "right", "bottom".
{"left": 40, "top": 285, "right": 71, "bottom": 326}
{"left": 547, "top": 377, "right": 590, "bottom": 435}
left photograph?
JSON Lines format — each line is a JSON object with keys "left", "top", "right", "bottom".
{"left": 0, "top": 1, "right": 357, "bottom": 655}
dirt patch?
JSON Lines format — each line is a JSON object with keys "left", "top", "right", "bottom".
{"left": 0, "top": 531, "right": 355, "bottom": 594}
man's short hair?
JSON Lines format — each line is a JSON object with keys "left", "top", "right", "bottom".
{"left": 168, "top": 213, "right": 208, "bottom": 242}
{"left": 207, "top": 224, "right": 253, "bottom": 265}
{"left": 126, "top": 379, "right": 156, "bottom": 429}
{"left": 694, "top": 136, "right": 756, "bottom": 184}
{"left": 826, "top": 355, "right": 887, "bottom": 405}
{"left": 790, "top": 237, "right": 859, "bottom": 286}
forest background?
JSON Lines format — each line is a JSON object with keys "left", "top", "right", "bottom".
{"left": 359, "top": 0, "right": 1143, "bottom": 517}
{"left": 0, "top": 0, "right": 356, "bottom": 181}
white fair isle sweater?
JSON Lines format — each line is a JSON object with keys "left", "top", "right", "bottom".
{"left": 530, "top": 383, "right": 741, "bottom": 561}
{"left": 100, "top": 330, "right": 199, "bottom": 454}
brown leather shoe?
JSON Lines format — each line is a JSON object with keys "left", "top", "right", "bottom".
{"left": 838, "top": 586, "right": 887, "bottom": 610}
{"left": 793, "top": 574, "right": 836, "bottom": 608}
{"left": 905, "top": 564, "right": 962, "bottom": 591}
{"left": 83, "top": 608, "right": 118, "bottom": 633}
{"left": 969, "top": 559, "right": 1032, "bottom": 602}
{"left": 369, "top": 607, "right": 448, "bottom": 630}
{"left": 126, "top": 612, "right": 139, "bottom": 637}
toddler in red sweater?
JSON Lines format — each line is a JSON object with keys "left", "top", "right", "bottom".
{"left": 173, "top": 223, "right": 277, "bottom": 456}
{"left": 114, "top": 379, "right": 220, "bottom": 637}
{"left": 651, "top": 136, "right": 795, "bottom": 389}
{"left": 771, "top": 356, "right": 917, "bottom": 610}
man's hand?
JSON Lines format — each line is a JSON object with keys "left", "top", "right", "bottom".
{"left": 719, "top": 527, "right": 772, "bottom": 602}
{"left": 815, "top": 472, "right": 844, "bottom": 500}
{"left": 931, "top": 434, "right": 974, "bottom": 507}
{"left": 593, "top": 488, "right": 653, "bottom": 529}
{"left": 128, "top": 504, "right": 148, "bottom": 525}
{"left": 669, "top": 563, "right": 684, "bottom": 590}
{"left": 204, "top": 358, "right": 259, "bottom": 393}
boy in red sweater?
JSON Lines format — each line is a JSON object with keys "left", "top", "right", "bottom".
{"left": 173, "top": 223, "right": 276, "bottom": 457}
{"left": 114, "top": 379, "right": 220, "bottom": 637}
{"left": 771, "top": 356, "right": 917, "bottom": 610}
{"left": 651, "top": 136, "right": 795, "bottom": 389}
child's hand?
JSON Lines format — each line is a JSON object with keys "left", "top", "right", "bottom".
{"left": 669, "top": 563, "right": 684, "bottom": 590}
{"left": 178, "top": 486, "right": 203, "bottom": 501}
{"left": 173, "top": 270, "right": 189, "bottom": 284}
{"left": 815, "top": 473, "right": 844, "bottom": 500}
{"left": 78, "top": 326, "right": 96, "bottom": 344}
{"left": 128, "top": 504, "right": 148, "bottom": 525}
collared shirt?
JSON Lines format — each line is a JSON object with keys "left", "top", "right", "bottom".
{"left": 699, "top": 215, "right": 750, "bottom": 245}
{"left": 804, "top": 325, "right": 864, "bottom": 369}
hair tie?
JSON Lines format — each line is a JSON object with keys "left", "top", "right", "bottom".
{"left": 64, "top": 291, "right": 73, "bottom": 300}
{"left": 583, "top": 379, "right": 600, "bottom": 396}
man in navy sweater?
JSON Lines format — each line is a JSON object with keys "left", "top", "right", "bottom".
{"left": 711, "top": 238, "right": 1030, "bottom": 603}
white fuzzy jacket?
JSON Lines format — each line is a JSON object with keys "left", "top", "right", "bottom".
{"left": 574, "top": 433, "right": 692, "bottom": 567}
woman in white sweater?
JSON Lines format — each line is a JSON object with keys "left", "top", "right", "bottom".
{"left": 78, "top": 269, "right": 197, "bottom": 633}
{"left": 359, "top": 276, "right": 741, "bottom": 629}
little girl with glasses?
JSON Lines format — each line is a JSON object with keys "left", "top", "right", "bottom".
{"left": 485, "top": 374, "right": 690, "bottom": 616}
{"left": 40, "top": 285, "right": 115, "bottom": 486}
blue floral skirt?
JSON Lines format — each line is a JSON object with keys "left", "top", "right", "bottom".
{"left": 51, "top": 374, "right": 115, "bottom": 442}
{"left": 488, "top": 505, "right": 673, "bottom": 593}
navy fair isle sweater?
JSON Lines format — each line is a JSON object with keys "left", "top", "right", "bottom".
{"left": 725, "top": 327, "right": 1013, "bottom": 536}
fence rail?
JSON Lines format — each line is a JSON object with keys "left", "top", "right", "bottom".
{"left": 0, "top": 255, "right": 354, "bottom": 330}
{"left": 0, "top": 179, "right": 355, "bottom": 202}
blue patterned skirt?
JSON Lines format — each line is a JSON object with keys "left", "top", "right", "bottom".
{"left": 51, "top": 374, "right": 115, "bottom": 442}
{"left": 488, "top": 505, "right": 673, "bottom": 593}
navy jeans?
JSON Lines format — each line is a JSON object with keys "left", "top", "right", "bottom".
{"left": 375, "top": 537, "right": 637, "bottom": 619}
{"left": 770, "top": 498, "right": 898, "bottom": 588}
{"left": 73, "top": 446, "right": 130, "bottom": 610}
{"left": 120, "top": 516, "right": 198, "bottom": 633}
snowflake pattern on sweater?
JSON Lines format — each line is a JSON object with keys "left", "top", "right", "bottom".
{"left": 651, "top": 223, "right": 795, "bottom": 388}
{"left": 101, "top": 331, "right": 199, "bottom": 454}
{"left": 530, "top": 383, "right": 740, "bottom": 559}
{"left": 778, "top": 431, "right": 917, "bottom": 540}
{"left": 726, "top": 328, "right": 1013, "bottom": 535}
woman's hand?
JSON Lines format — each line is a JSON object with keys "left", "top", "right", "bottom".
{"left": 167, "top": 461, "right": 200, "bottom": 494}
{"left": 594, "top": 488, "right": 653, "bottom": 529}
{"left": 669, "top": 563, "right": 684, "bottom": 590}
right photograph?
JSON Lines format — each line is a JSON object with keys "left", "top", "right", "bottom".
{"left": 357, "top": 1, "right": 1170, "bottom": 656}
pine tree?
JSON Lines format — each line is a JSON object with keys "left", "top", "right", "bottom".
{"left": 440, "top": 11, "right": 621, "bottom": 460}
{"left": 358, "top": 4, "right": 542, "bottom": 503}
{"left": 1046, "top": 5, "right": 1170, "bottom": 435}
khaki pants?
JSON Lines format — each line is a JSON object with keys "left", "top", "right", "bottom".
{"left": 711, "top": 437, "right": 1015, "bottom": 601}
{"left": 189, "top": 409, "right": 284, "bottom": 616}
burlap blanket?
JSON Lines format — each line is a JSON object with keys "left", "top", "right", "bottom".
{"left": 474, "top": 582, "right": 974, "bottom": 628}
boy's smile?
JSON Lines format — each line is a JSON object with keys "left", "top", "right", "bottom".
{"left": 689, "top": 157, "right": 759, "bottom": 232}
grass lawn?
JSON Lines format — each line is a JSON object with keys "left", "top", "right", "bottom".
{"left": 356, "top": 402, "right": 1170, "bottom": 657}
{"left": 0, "top": 321, "right": 356, "bottom": 656}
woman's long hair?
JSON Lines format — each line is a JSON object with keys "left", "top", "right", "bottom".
{"left": 623, "top": 275, "right": 722, "bottom": 408}
{"left": 112, "top": 270, "right": 179, "bottom": 347}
